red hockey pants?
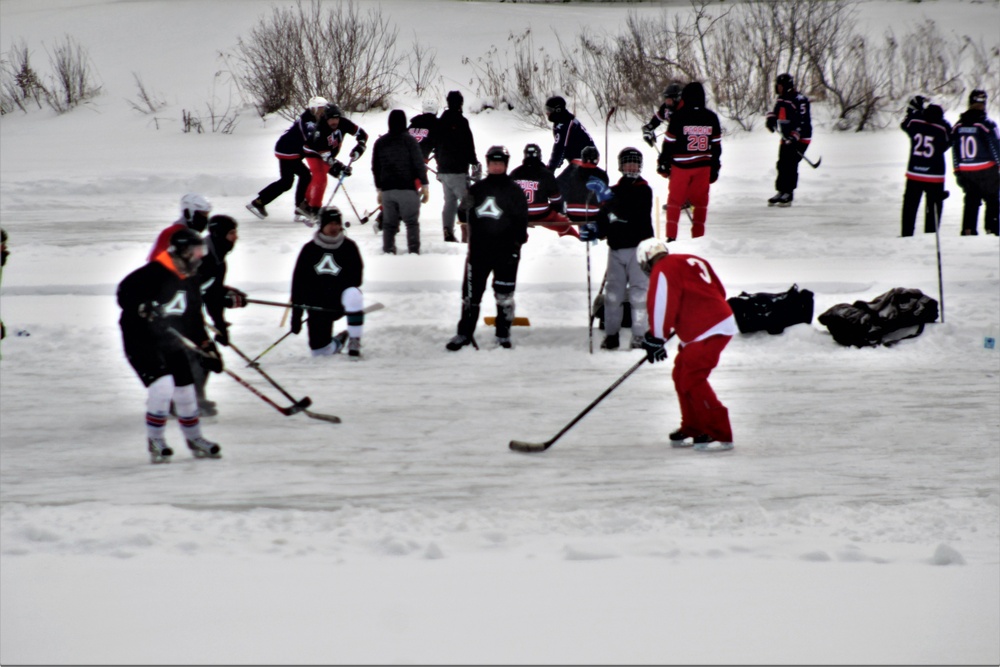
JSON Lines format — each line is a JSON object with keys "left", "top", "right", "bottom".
{"left": 666, "top": 166, "right": 711, "bottom": 240}
{"left": 305, "top": 157, "right": 332, "bottom": 208}
{"left": 672, "top": 333, "right": 732, "bottom": 443}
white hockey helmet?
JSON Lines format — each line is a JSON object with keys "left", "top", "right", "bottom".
{"left": 307, "top": 96, "right": 329, "bottom": 112}
{"left": 636, "top": 237, "right": 670, "bottom": 275}
{"left": 180, "top": 193, "right": 211, "bottom": 217}
{"left": 422, "top": 98, "right": 438, "bottom": 114}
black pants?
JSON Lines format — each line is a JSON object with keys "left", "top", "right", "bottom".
{"left": 959, "top": 169, "right": 1000, "bottom": 235}
{"left": 901, "top": 180, "right": 944, "bottom": 236}
{"left": 457, "top": 248, "right": 521, "bottom": 339}
{"left": 775, "top": 141, "right": 808, "bottom": 194}
{"left": 306, "top": 310, "right": 344, "bottom": 351}
{"left": 258, "top": 158, "right": 312, "bottom": 207}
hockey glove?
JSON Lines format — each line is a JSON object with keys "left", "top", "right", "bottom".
{"left": 656, "top": 157, "right": 671, "bottom": 178}
{"left": 349, "top": 141, "right": 366, "bottom": 162}
{"left": 586, "top": 177, "right": 613, "bottom": 203}
{"left": 710, "top": 165, "right": 720, "bottom": 184}
{"left": 642, "top": 332, "right": 668, "bottom": 363}
{"left": 642, "top": 123, "right": 657, "bottom": 147}
{"left": 908, "top": 96, "right": 926, "bottom": 115}
{"left": 578, "top": 223, "right": 599, "bottom": 242}
{"left": 471, "top": 162, "right": 483, "bottom": 182}
{"left": 199, "top": 340, "right": 224, "bottom": 373}
{"left": 290, "top": 308, "right": 303, "bottom": 335}
{"left": 420, "top": 185, "right": 430, "bottom": 204}
{"left": 765, "top": 116, "right": 777, "bottom": 133}
{"left": 213, "top": 323, "right": 230, "bottom": 347}
{"left": 223, "top": 286, "right": 248, "bottom": 309}
{"left": 137, "top": 301, "right": 162, "bottom": 322}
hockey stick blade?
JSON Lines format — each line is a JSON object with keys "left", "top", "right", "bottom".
{"left": 509, "top": 439, "right": 551, "bottom": 453}
{"left": 305, "top": 409, "right": 341, "bottom": 424}
{"left": 280, "top": 396, "right": 312, "bottom": 416}
{"left": 798, "top": 152, "right": 821, "bottom": 169}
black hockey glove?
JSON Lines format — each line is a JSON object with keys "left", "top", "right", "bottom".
{"left": 213, "top": 323, "right": 230, "bottom": 347}
{"left": 137, "top": 301, "right": 162, "bottom": 322}
{"left": 578, "top": 223, "right": 599, "bottom": 242}
{"left": 642, "top": 332, "right": 668, "bottom": 363}
{"left": 223, "top": 286, "right": 248, "bottom": 309}
{"left": 656, "top": 156, "right": 671, "bottom": 178}
{"left": 290, "top": 308, "right": 303, "bottom": 335}
{"left": 908, "top": 96, "right": 926, "bottom": 115}
{"left": 641, "top": 123, "right": 657, "bottom": 147}
{"left": 765, "top": 116, "right": 777, "bottom": 133}
{"left": 199, "top": 340, "right": 224, "bottom": 373}
{"left": 349, "top": 140, "right": 366, "bottom": 162}
{"left": 710, "top": 165, "right": 720, "bottom": 184}
{"left": 328, "top": 159, "right": 352, "bottom": 178}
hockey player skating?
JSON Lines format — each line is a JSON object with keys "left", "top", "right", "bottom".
{"left": 509, "top": 143, "right": 575, "bottom": 238}
{"left": 117, "top": 227, "right": 223, "bottom": 463}
{"left": 246, "top": 97, "right": 324, "bottom": 221}
{"left": 952, "top": 89, "right": 1000, "bottom": 236}
{"left": 556, "top": 146, "right": 610, "bottom": 223}
{"left": 148, "top": 193, "right": 212, "bottom": 261}
{"left": 579, "top": 148, "right": 654, "bottom": 351}
{"left": 435, "top": 91, "right": 479, "bottom": 242}
{"left": 637, "top": 238, "right": 737, "bottom": 452}
{"left": 407, "top": 98, "right": 439, "bottom": 162}
{"left": 641, "top": 82, "right": 684, "bottom": 148}
{"left": 290, "top": 206, "right": 366, "bottom": 358}
{"left": 545, "top": 95, "right": 598, "bottom": 173}
{"left": 371, "top": 109, "right": 430, "bottom": 254}
{"left": 193, "top": 214, "right": 248, "bottom": 415}
{"left": 900, "top": 96, "right": 952, "bottom": 236}
{"left": 657, "top": 82, "right": 722, "bottom": 240}
{"left": 446, "top": 145, "right": 529, "bottom": 351}
{"left": 765, "top": 73, "right": 813, "bottom": 207}
{"left": 302, "top": 102, "right": 368, "bottom": 222}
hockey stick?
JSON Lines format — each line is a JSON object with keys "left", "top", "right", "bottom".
{"left": 324, "top": 154, "right": 360, "bottom": 206}
{"left": 932, "top": 192, "right": 946, "bottom": 323}
{"left": 603, "top": 105, "right": 617, "bottom": 167}
{"left": 215, "top": 333, "right": 341, "bottom": 424}
{"left": 339, "top": 182, "right": 366, "bottom": 225}
{"left": 360, "top": 205, "right": 382, "bottom": 224}
{"left": 510, "top": 356, "right": 649, "bottom": 453}
{"left": 246, "top": 302, "right": 385, "bottom": 365}
{"left": 167, "top": 327, "right": 311, "bottom": 416}
{"left": 589, "top": 269, "right": 608, "bottom": 330}
{"left": 798, "top": 151, "right": 821, "bottom": 169}
{"left": 246, "top": 329, "right": 295, "bottom": 367}
{"left": 246, "top": 299, "right": 384, "bottom": 315}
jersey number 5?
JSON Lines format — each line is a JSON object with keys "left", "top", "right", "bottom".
{"left": 686, "top": 257, "right": 712, "bottom": 284}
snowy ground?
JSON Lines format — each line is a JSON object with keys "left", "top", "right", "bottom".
{"left": 1, "top": 0, "right": 999, "bottom": 664}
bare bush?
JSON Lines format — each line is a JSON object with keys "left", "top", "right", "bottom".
{"left": 232, "top": 0, "right": 402, "bottom": 120}
{"left": 44, "top": 35, "right": 101, "bottom": 113}
{"left": 127, "top": 72, "right": 166, "bottom": 114}
{"left": 182, "top": 72, "right": 240, "bottom": 134}
{"left": 0, "top": 40, "right": 48, "bottom": 114}
{"left": 406, "top": 35, "right": 438, "bottom": 97}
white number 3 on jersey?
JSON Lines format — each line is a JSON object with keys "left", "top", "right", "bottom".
{"left": 686, "top": 257, "right": 712, "bottom": 284}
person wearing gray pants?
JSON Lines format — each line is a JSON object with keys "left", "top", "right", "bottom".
{"left": 371, "top": 109, "right": 430, "bottom": 254}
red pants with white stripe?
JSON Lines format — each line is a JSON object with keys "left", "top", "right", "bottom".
{"left": 672, "top": 334, "right": 732, "bottom": 443}
{"left": 305, "top": 157, "right": 332, "bottom": 208}
{"left": 666, "top": 166, "right": 711, "bottom": 240}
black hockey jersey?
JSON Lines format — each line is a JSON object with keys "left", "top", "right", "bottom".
{"left": 595, "top": 176, "right": 654, "bottom": 250}
{"left": 901, "top": 111, "right": 952, "bottom": 182}
{"left": 304, "top": 117, "right": 367, "bottom": 161}
{"left": 547, "top": 111, "right": 597, "bottom": 172}
{"left": 466, "top": 173, "right": 529, "bottom": 252}
{"left": 767, "top": 92, "right": 812, "bottom": 143}
{"left": 556, "top": 161, "right": 610, "bottom": 221}
{"left": 274, "top": 110, "right": 321, "bottom": 159}
{"left": 118, "top": 256, "right": 209, "bottom": 355}
{"left": 407, "top": 112, "right": 438, "bottom": 161}
{"left": 661, "top": 82, "right": 722, "bottom": 171}
{"left": 952, "top": 109, "right": 1000, "bottom": 174}
{"left": 291, "top": 233, "right": 364, "bottom": 317}
{"left": 510, "top": 160, "right": 563, "bottom": 221}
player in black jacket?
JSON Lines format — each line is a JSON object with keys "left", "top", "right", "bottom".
{"left": 117, "top": 227, "right": 222, "bottom": 463}
{"left": 545, "top": 95, "right": 598, "bottom": 173}
{"left": 509, "top": 143, "right": 574, "bottom": 237}
{"left": 557, "top": 146, "right": 610, "bottom": 224}
{"left": 900, "top": 96, "right": 952, "bottom": 236}
{"left": 952, "top": 89, "right": 1000, "bottom": 236}
{"left": 408, "top": 99, "right": 439, "bottom": 161}
{"left": 302, "top": 102, "right": 368, "bottom": 221}
{"left": 290, "top": 207, "right": 366, "bottom": 357}
{"left": 641, "top": 82, "right": 684, "bottom": 147}
{"left": 446, "top": 145, "right": 529, "bottom": 351}
{"left": 765, "top": 73, "right": 812, "bottom": 207}
{"left": 657, "top": 81, "right": 722, "bottom": 240}
{"left": 579, "top": 147, "right": 654, "bottom": 350}
{"left": 193, "top": 215, "right": 248, "bottom": 415}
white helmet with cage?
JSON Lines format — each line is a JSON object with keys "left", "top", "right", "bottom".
{"left": 636, "top": 237, "right": 670, "bottom": 275}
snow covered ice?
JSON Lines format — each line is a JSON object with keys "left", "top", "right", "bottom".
{"left": 1, "top": 0, "right": 998, "bottom": 664}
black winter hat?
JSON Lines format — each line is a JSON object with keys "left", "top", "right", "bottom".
{"left": 208, "top": 214, "right": 237, "bottom": 239}
{"left": 388, "top": 109, "right": 407, "bottom": 133}
{"left": 969, "top": 89, "right": 988, "bottom": 106}
{"left": 446, "top": 90, "right": 464, "bottom": 108}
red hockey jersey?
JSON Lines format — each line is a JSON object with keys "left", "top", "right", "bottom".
{"left": 646, "top": 253, "right": 737, "bottom": 344}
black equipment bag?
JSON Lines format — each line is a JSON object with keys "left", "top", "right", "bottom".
{"left": 727, "top": 284, "right": 815, "bottom": 335}
{"left": 817, "top": 287, "right": 939, "bottom": 347}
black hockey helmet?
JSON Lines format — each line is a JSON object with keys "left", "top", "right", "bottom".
{"left": 663, "top": 82, "right": 684, "bottom": 102}
{"left": 775, "top": 73, "right": 794, "bottom": 94}
{"left": 168, "top": 227, "right": 206, "bottom": 275}
{"left": 580, "top": 145, "right": 600, "bottom": 165}
{"left": 969, "top": 89, "right": 988, "bottom": 106}
{"left": 618, "top": 147, "right": 643, "bottom": 176}
{"left": 545, "top": 96, "right": 567, "bottom": 115}
{"left": 523, "top": 143, "right": 543, "bottom": 162}
{"left": 485, "top": 145, "right": 510, "bottom": 164}
{"left": 318, "top": 206, "right": 343, "bottom": 228}
{"left": 325, "top": 102, "right": 342, "bottom": 119}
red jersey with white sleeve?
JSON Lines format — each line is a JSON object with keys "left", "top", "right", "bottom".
{"left": 646, "top": 253, "right": 738, "bottom": 344}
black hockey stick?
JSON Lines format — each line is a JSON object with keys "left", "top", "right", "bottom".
{"left": 246, "top": 299, "right": 384, "bottom": 315}
{"left": 798, "top": 151, "right": 821, "bottom": 169}
{"left": 246, "top": 302, "right": 385, "bottom": 365}
{"left": 324, "top": 154, "right": 361, "bottom": 206}
{"left": 339, "top": 182, "right": 366, "bottom": 225}
{"left": 214, "top": 332, "right": 341, "bottom": 424}
{"left": 360, "top": 205, "right": 382, "bottom": 224}
{"left": 167, "top": 327, "right": 311, "bottom": 417}
{"left": 509, "top": 356, "right": 649, "bottom": 453}
{"left": 603, "top": 105, "right": 617, "bottom": 167}
{"left": 246, "top": 329, "right": 296, "bottom": 367}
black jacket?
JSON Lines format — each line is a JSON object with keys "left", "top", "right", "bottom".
{"left": 660, "top": 82, "right": 722, "bottom": 171}
{"left": 466, "top": 173, "right": 529, "bottom": 253}
{"left": 291, "top": 233, "right": 364, "bottom": 318}
{"left": 304, "top": 117, "right": 367, "bottom": 161}
{"left": 372, "top": 112, "right": 429, "bottom": 192}
{"left": 596, "top": 176, "right": 654, "bottom": 250}
{"left": 435, "top": 107, "right": 477, "bottom": 174}
{"left": 509, "top": 159, "right": 563, "bottom": 220}
{"left": 556, "top": 161, "right": 610, "bottom": 222}
{"left": 407, "top": 112, "right": 438, "bottom": 160}
{"left": 547, "top": 110, "right": 597, "bottom": 173}
{"left": 118, "top": 257, "right": 208, "bottom": 355}
{"left": 196, "top": 236, "right": 232, "bottom": 332}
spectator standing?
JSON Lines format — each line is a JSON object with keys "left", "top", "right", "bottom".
{"left": 952, "top": 89, "right": 1000, "bottom": 236}
{"left": 371, "top": 109, "right": 430, "bottom": 255}
{"left": 435, "top": 91, "right": 479, "bottom": 243}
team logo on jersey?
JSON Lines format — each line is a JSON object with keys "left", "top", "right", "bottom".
{"left": 315, "top": 253, "right": 342, "bottom": 276}
{"left": 409, "top": 128, "right": 429, "bottom": 142}
{"left": 162, "top": 291, "right": 188, "bottom": 315}
{"left": 475, "top": 197, "right": 503, "bottom": 219}
{"left": 608, "top": 212, "right": 624, "bottom": 225}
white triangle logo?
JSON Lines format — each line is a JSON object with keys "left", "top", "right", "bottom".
{"left": 475, "top": 196, "right": 503, "bottom": 220}
{"left": 315, "top": 253, "right": 342, "bottom": 276}
{"left": 163, "top": 291, "right": 188, "bottom": 315}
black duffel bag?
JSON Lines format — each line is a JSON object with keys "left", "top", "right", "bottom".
{"left": 727, "top": 284, "right": 815, "bottom": 335}
{"left": 818, "top": 287, "right": 939, "bottom": 347}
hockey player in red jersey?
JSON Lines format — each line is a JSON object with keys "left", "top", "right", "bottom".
{"left": 637, "top": 238, "right": 737, "bottom": 452}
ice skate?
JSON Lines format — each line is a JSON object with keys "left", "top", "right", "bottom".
{"left": 148, "top": 437, "right": 173, "bottom": 464}
{"left": 693, "top": 439, "right": 734, "bottom": 452}
{"left": 347, "top": 337, "right": 362, "bottom": 357}
{"left": 601, "top": 333, "right": 619, "bottom": 350}
{"left": 772, "top": 193, "right": 793, "bottom": 207}
{"left": 496, "top": 336, "right": 512, "bottom": 349}
{"left": 331, "top": 330, "right": 350, "bottom": 354}
{"left": 446, "top": 334, "right": 473, "bottom": 351}
{"left": 187, "top": 436, "right": 221, "bottom": 459}
{"left": 245, "top": 199, "right": 267, "bottom": 219}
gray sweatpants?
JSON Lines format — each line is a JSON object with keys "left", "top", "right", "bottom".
{"left": 604, "top": 246, "right": 649, "bottom": 338}
{"left": 438, "top": 172, "right": 470, "bottom": 234}
{"left": 381, "top": 189, "right": 422, "bottom": 254}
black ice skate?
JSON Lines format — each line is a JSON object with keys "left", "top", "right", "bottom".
{"left": 347, "top": 337, "right": 362, "bottom": 357}
{"left": 245, "top": 199, "right": 267, "bottom": 219}
{"left": 446, "top": 334, "right": 473, "bottom": 351}
{"left": 601, "top": 333, "right": 620, "bottom": 350}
